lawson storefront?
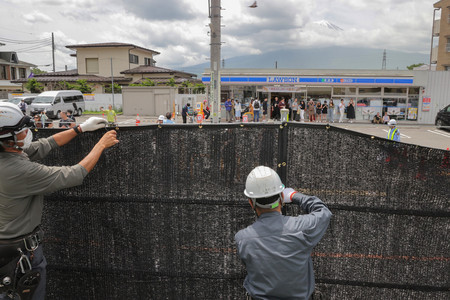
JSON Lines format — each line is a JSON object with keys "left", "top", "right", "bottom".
{"left": 202, "top": 69, "right": 426, "bottom": 122}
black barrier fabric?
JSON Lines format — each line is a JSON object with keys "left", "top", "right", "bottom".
{"left": 32, "top": 123, "right": 449, "bottom": 299}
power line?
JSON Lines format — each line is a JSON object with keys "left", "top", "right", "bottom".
{"left": 0, "top": 37, "right": 52, "bottom": 44}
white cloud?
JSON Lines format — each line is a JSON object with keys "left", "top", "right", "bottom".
{"left": 23, "top": 11, "right": 52, "bottom": 24}
{"left": 0, "top": 0, "right": 437, "bottom": 72}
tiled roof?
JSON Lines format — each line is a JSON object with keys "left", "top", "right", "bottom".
{"left": 134, "top": 77, "right": 202, "bottom": 84}
{"left": 65, "top": 42, "right": 160, "bottom": 55}
{"left": 121, "top": 65, "right": 197, "bottom": 77}
{"left": 34, "top": 69, "right": 78, "bottom": 76}
{"left": 12, "top": 74, "right": 132, "bottom": 84}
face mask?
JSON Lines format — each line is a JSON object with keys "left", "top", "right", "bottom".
{"left": 15, "top": 128, "right": 33, "bottom": 149}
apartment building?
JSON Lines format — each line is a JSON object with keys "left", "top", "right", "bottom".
{"left": 432, "top": 0, "right": 450, "bottom": 70}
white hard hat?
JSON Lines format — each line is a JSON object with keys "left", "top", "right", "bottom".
{"left": 244, "top": 166, "right": 285, "bottom": 199}
{"left": 158, "top": 115, "right": 165, "bottom": 121}
{"left": 388, "top": 119, "right": 397, "bottom": 126}
{"left": 0, "top": 102, "right": 30, "bottom": 138}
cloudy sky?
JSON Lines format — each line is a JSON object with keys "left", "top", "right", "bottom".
{"left": 0, "top": 0, "right": 438, "bottom": 72}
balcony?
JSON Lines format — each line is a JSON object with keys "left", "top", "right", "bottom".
{"left": 431, "top": 47, "right": 438, "bottom": 63}
{"left": 433, "top": 19, "right": 440, "bottom": 36}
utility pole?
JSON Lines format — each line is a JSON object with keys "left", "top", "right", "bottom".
{"left": 52, "top": 32, "right": 55, "bottom": 72}
{"left": 111, "top": 57, "right": 115, "bottom": 109}
{"left": 209, "top": 0, "right": 221, "bottom": 123}
{"left": 382, "top": 49, "right": 386, "bottom": 70}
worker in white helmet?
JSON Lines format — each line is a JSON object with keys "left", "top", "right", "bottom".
{"left": 0, "top": 102, "right": 118, "bottom": 300}
{"left": 235, "top": 166, "right": 332, "bottom": 300}
{"left": 386, "top": 119, "right": 400, "bottom": 142}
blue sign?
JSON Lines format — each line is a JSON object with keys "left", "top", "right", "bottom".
{"left": 202, "top": 76, "right": 413, "bottom": 85}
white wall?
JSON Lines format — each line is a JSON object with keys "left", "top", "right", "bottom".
{"left": 83, "top": 94, "right": 123, "bottom": 111}
{"left": 414, "top": 71, "right": 450, "bottom": 124}
{"left": 175, "top": 94, "right": 207, "bottom": 115}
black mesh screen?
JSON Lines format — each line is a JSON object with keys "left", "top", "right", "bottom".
{"left": 33, "top": 123, "right": 449, "bottom": 299}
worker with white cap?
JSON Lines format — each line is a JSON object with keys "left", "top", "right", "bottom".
{"left": 235, "top": 166, "right": 332, "bottom": 300}
{"left": 0, "top": 102, "right": 118, "bottom": 300}
{"left": 386, "top": 119, "right": 400, "bottom": 142}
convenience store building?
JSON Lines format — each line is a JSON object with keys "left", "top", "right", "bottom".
{"left": 202, "top": 69, "right": 450, "bottom": 124}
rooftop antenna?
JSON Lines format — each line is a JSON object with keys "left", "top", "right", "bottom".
{"left": 382, "top": 49, "right": 386, "bottom": 70}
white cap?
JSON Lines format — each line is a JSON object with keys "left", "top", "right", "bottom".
{"left": 244, "top": 166, "right": 285, "bottom": 198}
{"left": 158, "top": 115, "right": 165, "bottom": 121}
{"left": 388, "top": 119, "right": 397, "bottom": 126}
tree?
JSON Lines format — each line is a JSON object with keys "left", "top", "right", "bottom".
{"left": 73, "top": 79, "right": 94, "bottom": 93}
{"left": 25, "top": 78, "right": 44, "bottom": 93}
{"left": 104, "top": 83, "right": 122, "bottom": 94}
{"left": 407, "top": 63, "right": 425, "bottom": 70}
{"left": 193, "top": 83, "right": 206, "bottom": 94}
{"left": 56, "top": 81, "right": 76, "bottom": 90}
{"left": 130, "top": 78, "right": 155, "bottom": 86}
{"left": 30, "top": 67, "right": 47, "bottom": 75}
{"left": 166, "top": 77, "right": 176, "bottom": 87}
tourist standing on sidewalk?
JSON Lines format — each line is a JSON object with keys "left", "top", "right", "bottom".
{"left": 321, "top": 101, "right": 328, "bottom": 123}
{"left": 235, "top": 99, "right": 242, "bottom": 122}
{"left": 299, "top": 100, "right": 306, "bottom": 122}
{"left": 253, "top": 98, "right": 261, "bottom": 122}
{"left": 272, "top": 97, "right": 280, "bottom": 121}
{"left": 262, "top": 98, "right": 268, "bottom": 122}
{"left": 291, "top": 98, "right": 299, "bottom": 121}
{"left": 308, "top": 99, "right": 315, "bottom": 122}
{"left": 339, "top": 99, "right": 345, "bottom": 123}
{"left": 235, "top": 166, "right": 332, "bottom": 300}
{"left": 316, "top": 101, "right": 322, "bottom": 122}
{"left": 328, "top": 99, "right": 335, "bottom": 123}
{"left": 225, "top": 98, "right": 233, "bottom": 123}
{"left": 347, "top": 99, "right": 356, "bottom": 123}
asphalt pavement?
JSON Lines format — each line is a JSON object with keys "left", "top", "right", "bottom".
{"left": 67, "top": 114, "right": 450, "bottom": 151}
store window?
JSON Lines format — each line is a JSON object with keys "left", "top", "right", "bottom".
{"left": 383, "top": 97, "right": 407, "bottom": 119}
{"left": 384, "top": 87, "right": 407, "bottom": 96}
{"left": 359, "top": 87, "right": 381, "bottom": 95}
{"left": 333, "top": 87, "right": 356, "bottom": 95}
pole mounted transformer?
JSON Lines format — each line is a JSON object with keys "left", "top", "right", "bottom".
{"left": 209, "top": 0, "right": 221, "bottom": 123}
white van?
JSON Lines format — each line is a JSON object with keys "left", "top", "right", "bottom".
{"left": 30, "top": 90, "right": 86, "bottom": 119}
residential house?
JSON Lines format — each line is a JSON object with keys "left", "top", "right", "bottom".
{"left": 12, "top": 42, "right": 200, "bottom": 93}
{"left": 0, "top": 51, "right": 35, "bottom": 96}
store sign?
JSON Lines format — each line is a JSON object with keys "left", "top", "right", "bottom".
{"left": 422, "top": 97, "right": 431, "bottom": 111}
{"left": 258, "top": 86, "right": 307, "bottom": 93}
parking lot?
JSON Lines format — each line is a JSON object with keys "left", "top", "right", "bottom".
{"left": 65, "top": 114, "right": 450, "bottom": 150}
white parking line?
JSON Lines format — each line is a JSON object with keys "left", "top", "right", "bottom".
{"left": 427, "top": 129, "right": 450, "bottom": 138}
{"left": 382, "top": 129, "right": 411, "bottom": 139}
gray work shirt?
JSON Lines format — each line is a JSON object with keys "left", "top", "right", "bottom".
{"left": 0, "top": 136, "right": 88, "bottom": 239}
{"left": 235, "top": 193, "right": 332, "bottom": 300}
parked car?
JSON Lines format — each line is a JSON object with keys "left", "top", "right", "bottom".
{"left": 30, "top": 90, "right": 85, "bottom": 119}
{"left": 0, "top": 99, "right": 9, "bottom": 102}
{"left": 435, "top": 104, "right": 450, "bottom": 130}
{"left": 8, "top": 96, "right": 36, "bottom": 115}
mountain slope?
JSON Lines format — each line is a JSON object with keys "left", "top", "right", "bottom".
{"left": 177, "top": 47, "right": 429, "bottom": 77}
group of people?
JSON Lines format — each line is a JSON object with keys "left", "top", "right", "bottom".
{"left": 221, "top": 97, "right": 359, "bottom": 124}
{"left": 372, "top": 111, "right": 391, "bottom": 124}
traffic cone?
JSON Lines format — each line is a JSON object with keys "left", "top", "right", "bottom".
{"left": 136, "top": 114, "right": 141, "bottom": 126}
